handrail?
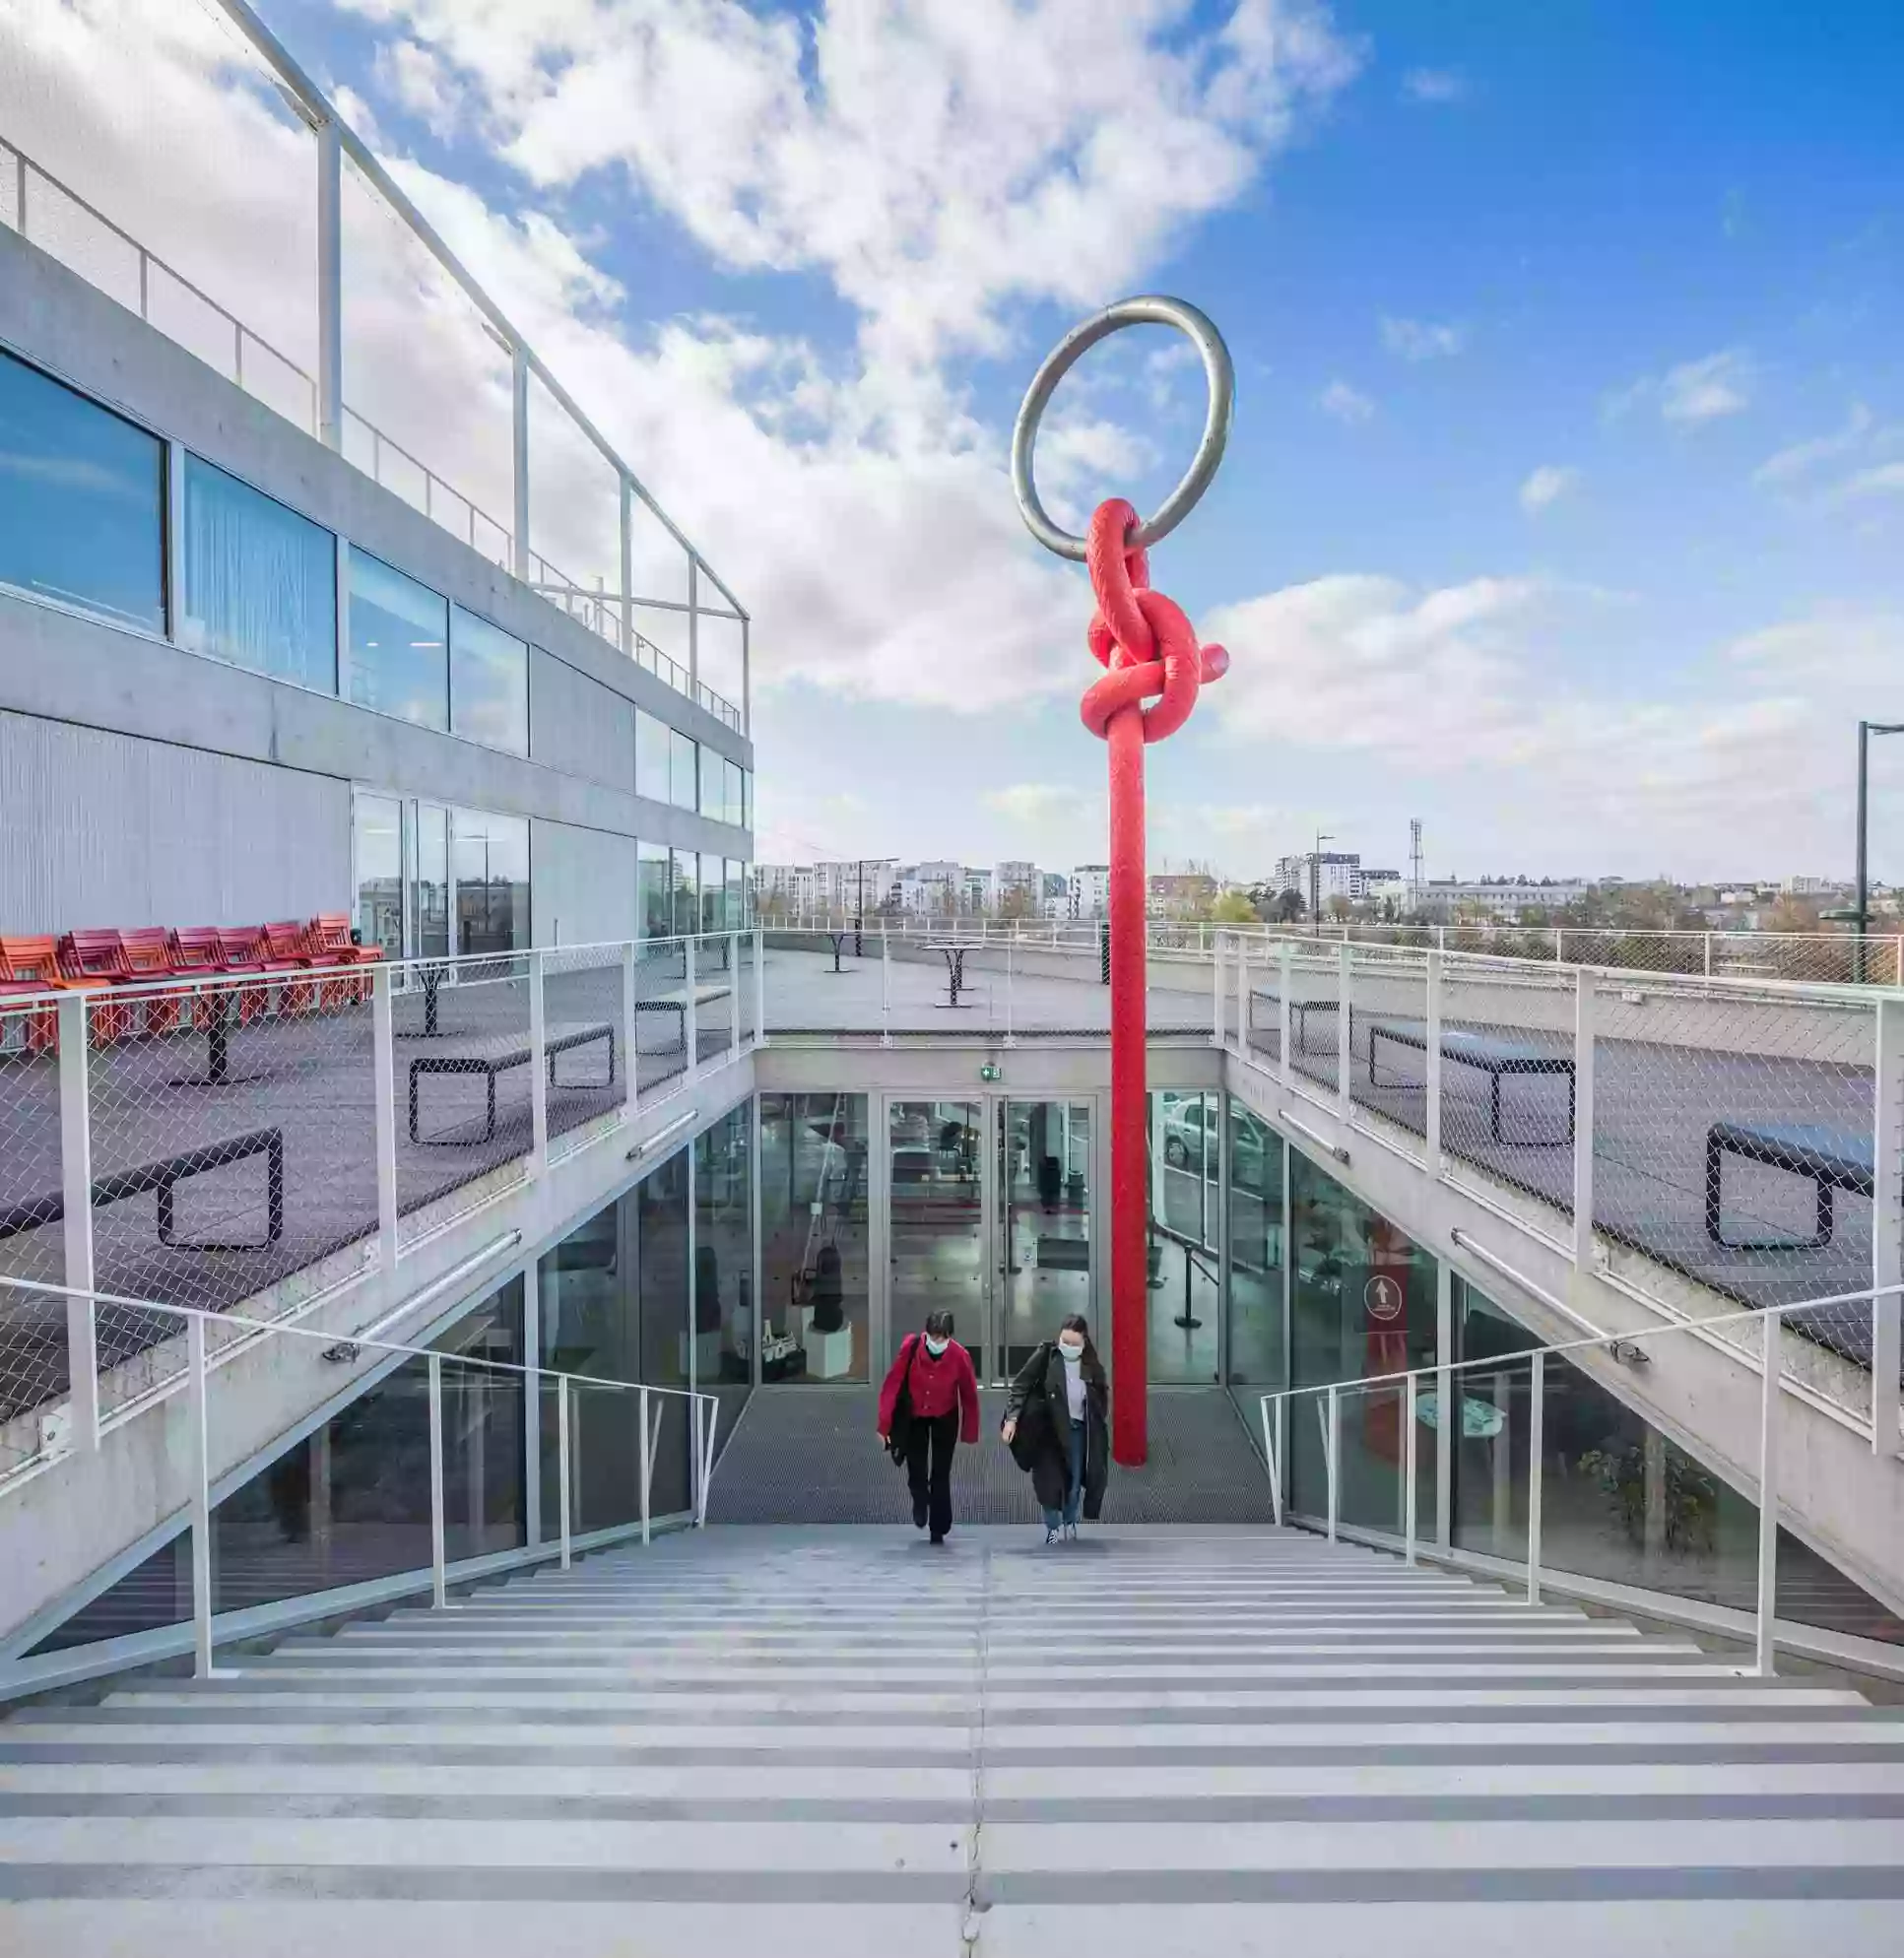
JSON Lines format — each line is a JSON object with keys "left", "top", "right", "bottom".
{"left": 3, "top": 1273, "right": 723, "bottom": 1668}
{"left": 1254, "top": 1279, "right": 1904, "bottom": 1676}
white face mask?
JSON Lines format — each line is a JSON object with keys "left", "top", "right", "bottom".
{"left": 1058, "top": 1341, "right": 1084, "bottom": 1363}
{"left": 924, "top": 1337, "right": 950, "bottom": 1357}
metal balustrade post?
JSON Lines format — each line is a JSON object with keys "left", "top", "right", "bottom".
{"left": 1703, "top": 932, "right": 1714, "bottom": 978}
{"left": 1573, "top": 969, "right": 1597, "bottom": 1271}
{"left": 1212, "top": 932, "right": 1224, "bottom": 1048}
{"left": 622, "top": 942, "right": 640, "bottom": 1117}
{"left": 882, "top": 931, "right": 892, "bottom": 1048}
{"left": 1337, "top": 943, "right": 1353, "bottom": 1119}
{"left": 639, "top": 1387, "right": 652, "bottom": 1546}
{"left": 557, "top": 1374, "right": 572, "bottom": 1570}
{"left": 1526, "top": 1351, "right": 1544, "bottom": 1605}
{"left": 688, "top": 558, "right": 700, "bottom": 694}
{"left": 729, "top": 933, "right": 742, "bottom": 1063}
{"left": 188, "top": 1313, "right": 215, "bottom": 1678}
{"left": 315, "top": 118, "right": 342, "bottom": 449}
{"left": 684, "top": 937, "right": 699, "bottom": 1078}
{"left": 427, "top": 1353, "right": 447, "bottom": 1610}
{"left": 619, "top": 475, "right": 634, "bottom": 656}
{"left": 528, "top": 950, "right": 549, "bottom": 1172}
{"left": 1005, "top": 938, "right": 1016, "bottom": 1048}
{"left": 1325, "top": 1385, "right": 1340, "bottom": 1542}
{"left": 510, "top": 343, "right": 530, "bottom": 582}
{"left": 1404, "top": 1371, "right": 1418, "bottom": 1566}
{"left": 1756, "top": 1327, "right": 1782, "bottom": 1676}
{"left": 1279, "top": 943, "right": 1293, "bottom": 1086}
{"left": 1871, "top": 998, "right": 1903, "bottom": 1454}
{"left": 372, "top": 966, "right": 399, "bottom": 1271}
{"left": 55, "top": 992, "right": 98, "bottom": 1454}
{"left": 1424, "top": 949, "right": 1444, "bottom": 1171}
{"left": 754, "top": 927, "right": 767, "bottom": 1048}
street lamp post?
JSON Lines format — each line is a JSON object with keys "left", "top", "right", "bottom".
{"left": 1856, "top": 721, "right": 1904, "bottom": 983}
{"left": 1311, "top": 830, "right": 1334, "bottom": 938}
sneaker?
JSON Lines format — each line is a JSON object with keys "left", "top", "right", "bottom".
{"left": 1064, "top": 1523, "right": 1079, "bottom": 1542}
{"left": 1043, "top": 1526, "right": 1058, "bottom": 1546}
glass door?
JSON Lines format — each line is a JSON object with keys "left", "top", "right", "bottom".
{"left": 886, "top": 1099, "right": 984, "bottom": 1365}
{"left": 1149, "top": 1090, "right": 1220, "bottom": 1383}
{"left": 995, "top": 1099, "right": 1092, "bottom": 1383}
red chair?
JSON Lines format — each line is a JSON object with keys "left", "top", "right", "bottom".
{"left": 58, "top": 931, "right": 138, "bottom": 1042}
{"left": 261, "top": 920, "right": 322, "bottom": 1016}
{"left": 0, "top": 935, "right": 72, "bottom": 1053}
{"left": 215, "top": 926, "right": 300, "bottom": 1024}
{"left": 310, "top": 913, "right": 381, "bottom": 1007}
{"left": 170, "top": 928, "right": 236, "bottom": 1032}
{"left": 115, "top": 926, "right": 184, "bottom": 1034}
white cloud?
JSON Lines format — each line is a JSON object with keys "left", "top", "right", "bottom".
{"left": 1751, "top": 403, "right": 1872, "bottom": 488}
{"left": 1837, "top": 462, "right": 1904, "bottom": 503}
{"left": 374, "top": 36, "right": 469, "bottom": 141}
{"left": 1319, "top": 379, "right": 1376, "bottom": 424}
{"left": 1519, "top": 464, "right": 1579, "bottom": 513}
{"left": 982, "top": 783, "right": 1090, "bottom": 826}
{"left": 1381, "top": 315, "right": 1465, "bottom": 361}
{"left": 1660, "top": 348, "right": 1755, "bottom": 424}
{"left": 1402, "top": 68, "right": 1466, "bottom": 103}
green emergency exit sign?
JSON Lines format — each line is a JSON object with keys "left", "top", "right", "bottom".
{"left": 979, "top": 1063, "right": 1002, "bottom": 1082}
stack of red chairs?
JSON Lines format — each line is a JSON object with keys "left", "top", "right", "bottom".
{"left": 0, "top": 921, "right": 385, "bottom": 1052}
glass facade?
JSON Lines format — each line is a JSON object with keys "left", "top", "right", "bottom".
{"left": 451, "top": 807, "right": 529, "bottom": 954}
{"left": 1150, "top": 1091, "right": 1219, "bottom": 1383}
{"left": 1287, "top": 1150, "right": 1437, "bottom": 1533}
{"left": 999, "top": 1099, "right": 1092, "bottom": 1378}
{"left": 695, "top": 1102, "right": 755, "bottom": 1451}
{"left": 353, "top": 793, "right": 404, "bottom": 957}
{"left": 179, "top": 456, "right": 336, "bottom": 690}
{"left": 450, "top": 604, "right": 529, "bottom": 755}
{"left": 0, "top": 347, "right": 164, "bottom": 633}
{"left": 670, "top": 848, "right": 699, "bottom": 938}
{"left": 346, "top": 549, "right": 449, "bottom": 730}
{"left": 638, "top": 839, "right": 672, "bottom": 941}
{"left": 888, "top": 1099, "right": 983, "bottom": 1358}
{"left": 671, "top": 727, "right": 699, "bottom": 812}
{"left": 1225, "top": 1098, "right": 1285, "bottom": 1403}
{"left": 635, "top": 708, "right": 671, "bottom": 803}
{"left": 760, "top": 1093, "right": 870, "bottom": 1381}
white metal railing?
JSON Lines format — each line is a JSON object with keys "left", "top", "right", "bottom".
{"left": 1, "top": 8, "right": 751, "bottom": 734}
{"left": 0, "top": 931, "right": 767, "bottom": 1483}
{"left": 1214, "top": 930, "right": 1904, "bottom": 1449}
{"left": 1257, "top": 1281, "right": 1904, "bottom": 1677}
{"left": 1, "top": 1276, "right": 719, "bottom": 1679}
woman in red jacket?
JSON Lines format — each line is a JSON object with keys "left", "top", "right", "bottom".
{"left": 877, "top": 1310, "right": 981, "bottom": 1545}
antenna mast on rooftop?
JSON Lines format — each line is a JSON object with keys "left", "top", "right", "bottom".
{"left": 1410, "top": 817, "right": 1424, "bottom": 913}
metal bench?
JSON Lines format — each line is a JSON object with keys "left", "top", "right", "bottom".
{"left": 633, "top": 986, "right": 733, "bottom": 1053}
{"left": 1705, "top": 1121, "right": 1874, "bottom": 1250}
{"left": 1366, "top": 1020, "right": 1576, "bottom": 1143}
{"left": 408, "top": 1021, "right": 617, "bottom": 1144}
{"left": 0, "top": 1127, "right": 285, "bottom": 1251}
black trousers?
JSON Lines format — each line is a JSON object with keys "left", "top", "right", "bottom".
{"left": 905, "top": 1410, "right": 958, "bottom": 1538}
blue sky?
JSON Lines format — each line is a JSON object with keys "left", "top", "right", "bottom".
{"left": 29, "top": 0, "right": 1904, "bottom": 882}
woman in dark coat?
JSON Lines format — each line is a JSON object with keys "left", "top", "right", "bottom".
{"left": 1001, "top": 1313, "right": 1109, "bottom": 1543}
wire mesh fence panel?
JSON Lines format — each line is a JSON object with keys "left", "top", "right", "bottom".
{"left": 735, "top": 931, "right": 758, "bottom": 1046}
{"left": 540, "top": 946, "right": 630, "bottom": 1158}
{"left": 0, "top": 1278, "right": 66, "bottom": 1478}
{"left": 1432, "top": 963, "right": 1578, "bottom": 1219}
{"left": 693, "top": 936, "right": 737, "bottom": 1064}
{"left": 1349, "top": 954, "right": 1431, "bottom": 1148}
{"left": 83, "top": 976, "right": 378, "bottom": 1329}
{"left": 1587, "top": 977, "right": 1883, "bottom": 1371}
{"left": 1281, "top": 951, "right": 1342, "bottom": 1100}
{"left": 633, "top": 938, "right": 693, "bottom": 1090}
{"left": 1241, "top": 946, "right": 1282, "bottom": 1070}
{"left": 392, "top": 954, "right": 532, "bottom": 1246}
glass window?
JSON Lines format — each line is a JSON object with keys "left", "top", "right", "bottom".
{"left": 450, "top": 605, "right": 528, "bottom": 754}
{"left": 743, "top": 768, "right": 752, "bottom": 833}
{"left": 179, "top": 457, "right": 336, "bottom": 690}
{"left": 760, "top": 1093, "right": 870, "bottom": 1382}
{"left": 1226, "top": 1098, "right": 1285, "bottom": 1401}
{"left": 699, "top": 745, "right": 720, "bottom": 823}
{"left": 722, "top": 756, "right": 742, "bottom": 827}
{"left": 638, "top": 840, "right": 671, "bottom": 942}
{"left": 638, "top": 1148, "right": 694, "bottom": 1518}
{"left": 451, "top": 808, "right": 529, "bottom": 954}
{"left": 636, "top": 709, "right": 671, "bottom": 802}
{"left": 998, "top": 1100, "right": 1091, "bottom": 1378}
{"left": 1150, "top": 1091, "right": 1219, "bottom": 1383}
{"left": 1287, "top": 1152, "right": 1436, "bottom": 1532}
{"left": 540, "top": 1197, "right": 635, "bottom": 1538}
{"left": 412, "top": 802, "right": 450, "bottom": 959}
{"left": 346, "top": 550, "right": 448, "bottom": 730}
{"left": 354, "top": 794, "right": 404, "bottom": 958}
{"left": 726, "top": 859, "right": 746, "bottom": 932}
{"left": 671, "top": 728, "right": 698, "bottom": 812}
{"left": 0, "top": 347, "right": 164, "bottom": 632}
{"left": 696, "top": 1102, "right": 754, "bottom": 1453}
{"left": 671, "top": 849, "right": 699, "bottom": 938}
{"left": 701, "top": 862, "right": 727, "bottom": 935}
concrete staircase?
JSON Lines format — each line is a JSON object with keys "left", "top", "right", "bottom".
{"left": 2, "top": 1525, "right": 1902, "bottom": 1953}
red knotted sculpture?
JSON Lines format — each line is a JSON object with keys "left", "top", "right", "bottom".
{"left": 1080, "top": 498, "right": 1227, "bottom": 1466}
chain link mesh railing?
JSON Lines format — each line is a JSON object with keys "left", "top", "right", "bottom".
{"left": 693, "top": 935, "right": 738, "bottom": 1065}
{"left": 1588, "top": 976, "right": 1877, "bottom": 1366}
{"left": 540, "top": 945, "right": 631, "bottom": 1159}
{"left": 393, "top": 953, "right": 532, "bottom": 1247}
{"left": 0, "top": 1277, "right": 66, "bottom": 1477}
{"left": 1347, "top": 953, "right": 1432, "bottom": 1152}
{"left": 633, "top": 937, "right": 693, "bottom": 1092}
